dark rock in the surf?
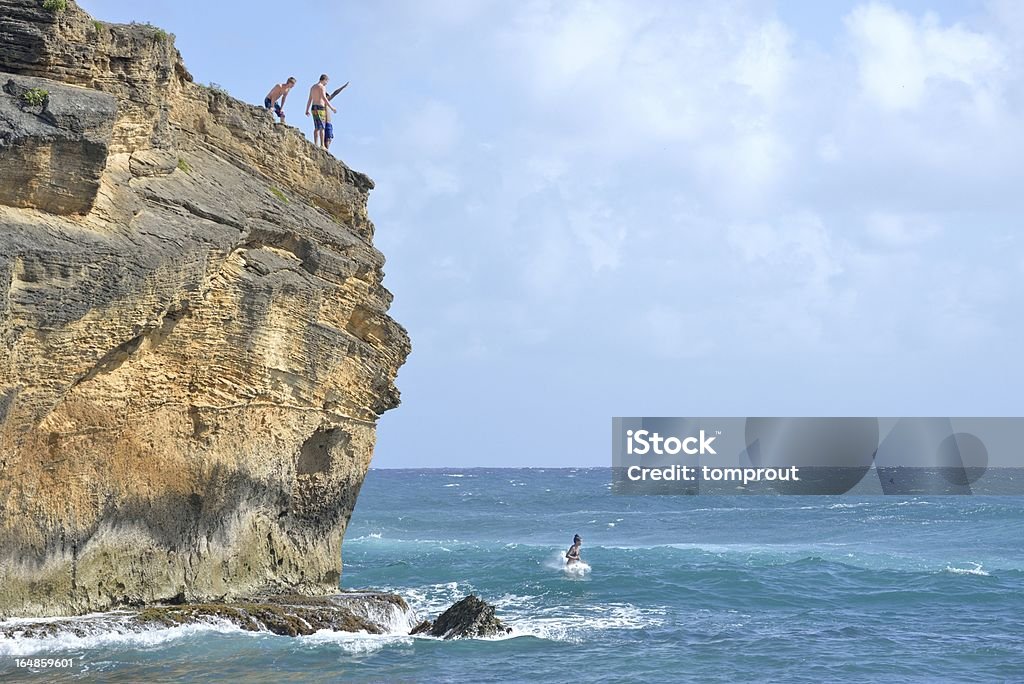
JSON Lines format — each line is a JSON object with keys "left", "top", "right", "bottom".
{"left": 410, "top": 619, "right": 434, "bottom": 635}
{"left": 413, "top": 595, "right": 511, "bottom": 639}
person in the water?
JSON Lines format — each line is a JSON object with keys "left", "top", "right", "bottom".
{"left": 566, "top": 534, "right": 582, "bottom": 564}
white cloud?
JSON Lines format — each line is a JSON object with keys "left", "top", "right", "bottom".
{"left": 733, "top": 20, "right": 794, "bottom": 100}
{"left": 640, "top": 305, "right": 715, "bottom": 359}
{"left": 864, "top": 212, "right": 940, "bottom": 247}
{"left": 487, "top": 1, "right": 805, "bottom": 214}
{"left": 521, "top": 232, "right": 575, "bottom": 297}
{"left": 697, "top": 129, "right": 792, "bottom": 209}
{"left": 525, "top": 155, "right": 570, "bottom": 188}
{"left": 511, "top": 0, "right": 634, "bottom": 94}
{"left": 429, "top": 255, "right": 471, "bottom": 282}
{"left": 349, "top": 0, "right": 1022, "bottom": 369}
{"left": 417, "top": 162, "right": 461, "bottom": 196}
{"left": 401, "top": 100, "right": 461, "bottom": 155}
{"left": 567, "top": 204, "right": 626, "bottom": 273}
{"left": 845, "top": 2, "right": 1006, "bottom": 112}
{"left": 316, "top": 0, "right": 1024, "bottom": 465}
{"left": 727, "top": 212, "right": 842, "bottom": 294}
{"left": 816, "top": 136, "right": 842, "bottom": 163}
{"left": 402, "top": 0, "right": 497, "bottom": 28}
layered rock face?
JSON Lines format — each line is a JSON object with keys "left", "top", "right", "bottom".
{"left": 0, "top": 0, "right": 409, "bottom": 618}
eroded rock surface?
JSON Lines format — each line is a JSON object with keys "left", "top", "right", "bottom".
{"left": 1, "top": 592, "right": 412, "bottom": 638}
{"left": 0, "top": 0, "right": 410, "bottom": 618}
{"left": 0, "top": 74, "right": 117, "bottom": 214}
{"left": 411, "top": 595, "right": 511, "bottom": 639}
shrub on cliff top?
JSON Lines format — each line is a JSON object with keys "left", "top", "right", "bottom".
{"left": 127, "top": 21, "right": 170, "bottom": 43}
{"left": 145, "top": 22, "right": 169, "bottom": 42}
{"left": 42, "top": 0, "right": 67, "bottom": 13}
{"left": 21, "top": 88, "right": 48, "bottom": 107}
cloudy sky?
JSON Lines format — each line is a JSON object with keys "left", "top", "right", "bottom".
{"left": 83, "top": 1, "right": 1024, "bottom": 467}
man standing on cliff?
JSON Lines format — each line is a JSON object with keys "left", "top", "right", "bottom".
{"left": 264, "top": 77, "right": 296, "bottom": 124}
{"left": 305, "top": 74, "right": 336, "bottom": 148}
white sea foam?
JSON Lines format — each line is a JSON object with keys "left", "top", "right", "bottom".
{"left": 1, "top": 592, "right": 421, "bottom": 657}
{"left": 348, "top": 536, "right": 476, "bottom": 549}
{"left": 341, "top": 597, "right": 420, "bottom": 635}
{"left": 399, "top": 581, "right": 475, "bottom": 620}
{"left": 944, "top": 562, "right": 989, "bottom": 576}
{"left": 301, "top": 630, "right": 414, "bottom": 654}
{"left": 490, "top": 593, "right": 538, "bottom": 611}
{"left": 563, "top": 560, "right": 592, "bottom": 576}
{"left": 505, "top": 604, "right": 663, "bottom": 644}
{"left": 0, "top": 619, "right": 243, "bottom": 657}
{"left": 542, "top": 551, "right": 591, "bottom": 577}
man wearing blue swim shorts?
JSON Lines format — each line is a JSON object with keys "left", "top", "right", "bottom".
{"left": 263, "top": 77, "right": 295, "bottom": 123}
{"left": 305, "top": 74, "right": 336, "bottom": 148}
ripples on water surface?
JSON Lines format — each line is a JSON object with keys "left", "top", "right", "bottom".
{"left": 3, "top": 469, "right": 1023, "bottom": 682}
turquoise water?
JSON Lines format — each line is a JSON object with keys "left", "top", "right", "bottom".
{"left": 4, "top": 468, "right": 1024, "bottom": 682}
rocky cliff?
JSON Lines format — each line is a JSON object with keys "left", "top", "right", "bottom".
{"left": 0, "top": 0, "right": 410, "bottom": 618}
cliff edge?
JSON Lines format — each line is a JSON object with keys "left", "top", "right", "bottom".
{"left": 0, "top": 0, "right": 410, "bottom": 618}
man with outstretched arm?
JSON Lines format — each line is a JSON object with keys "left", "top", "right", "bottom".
{"left": 305, "top": 74, "right": 336, "bottom": 148}
{"left": 323, "top": 80, "right": 349, "bottom": 151}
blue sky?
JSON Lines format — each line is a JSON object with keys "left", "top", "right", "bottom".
{"left": 81, "top": 1, "right": 1024, "bottom": 467}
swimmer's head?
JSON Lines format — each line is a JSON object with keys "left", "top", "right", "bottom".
{"left": 573, "top": 534, "right": 582, "bottom": 545}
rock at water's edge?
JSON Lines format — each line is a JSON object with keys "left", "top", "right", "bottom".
{"left": 412, "top": 595, "right": 511, "bottom": 639}
{"left": 1, "top": 593, "right": 411, "bottom": 639}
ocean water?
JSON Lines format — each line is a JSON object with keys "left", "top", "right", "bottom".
{"left": 3, "top": 468, "right": 1024, "bottom": 683}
